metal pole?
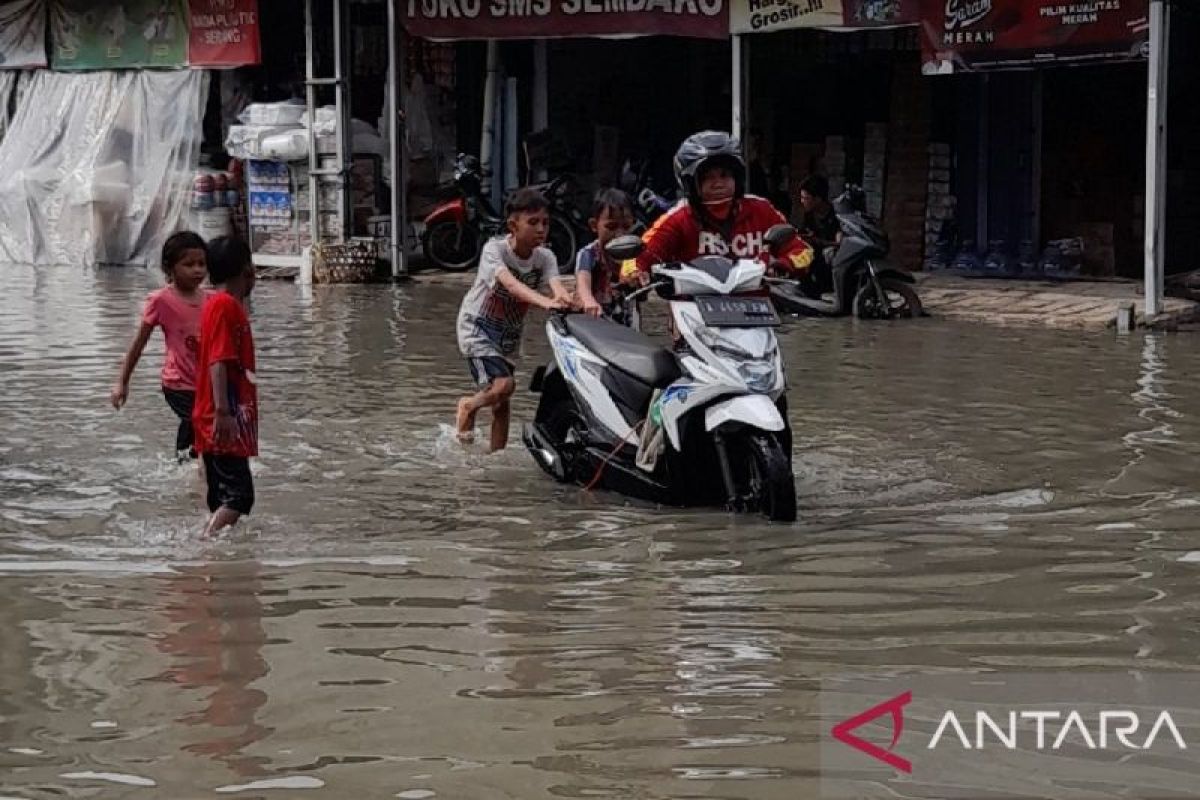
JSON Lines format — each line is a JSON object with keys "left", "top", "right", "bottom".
{"left": 480, "top": 41, "right": 499, "bottom": 198}
{"left": 386, "top": 0, "right": 407, "bottom": 277}
{"left": 335, "top": 0, "right": 352, "bottom": 242}
{"left": 504, "top": 77, "right": 519, "bottom": 194}
{"left": 532, "top": 40, "right": 548, "bottom": 181}
{"left": 976, "top": 73, "right": 989, "bottom": 253}
{"left": 1144, "top": 0, "right": 1170, "bottom": 318}
{"left": 1030, "top": 71, "right": 1043, "bottom": 250}
{"left": 305, "top": 0, "right": 321, "bottom": 244}
{"left": 731, "top": 34, "right": 744, "bottom": 141}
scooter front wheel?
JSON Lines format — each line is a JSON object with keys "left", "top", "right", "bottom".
{"left": 853, "top": 277, "right": 923, "bottom": 320}
{"left": 423, "top": 221, "right": 482, "bottom": 272}
{"left": 740, "top": 433, "right": 797, "bottom": 523}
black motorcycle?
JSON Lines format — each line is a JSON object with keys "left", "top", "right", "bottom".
{"left": 620, "top": 156, "right": 675, "bottom": 235}
{"left": 766, "top": 186, "right": 923, "bottom": 319}
{"left": 421, "top": 153, "right": 580, "bottom": 272}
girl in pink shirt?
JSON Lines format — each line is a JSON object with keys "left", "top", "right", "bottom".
{"left": 111, "top": 232, "right": 210, "bottom": 461}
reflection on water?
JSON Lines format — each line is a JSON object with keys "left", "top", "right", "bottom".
{"left": 2, "top": 265, "right": 1200, "bottom": 797}
{"left": 154, "top": 559, "right": 270, "bottom": 777}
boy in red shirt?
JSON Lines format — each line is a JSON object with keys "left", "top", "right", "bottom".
{"left": 632, "top": 131, "right": 813, "bottom": 277}
{"left": 192, "top": 237, "right": 259, "bottom": 536}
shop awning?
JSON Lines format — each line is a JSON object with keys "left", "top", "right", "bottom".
{"left": 919, "top": 0, "right": 1150, "bottom": 73}
{"left": 402, "top": 0, "right": 729, "bottom": 39}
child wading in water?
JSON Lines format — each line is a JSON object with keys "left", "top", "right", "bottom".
{"left": 192, "top": 237, "right": 259, "bottom": 536}
{"left": 111, "top": 232, "right": 209, "bottom": 461}
{"left": 456, "top": 187, "right": 572, "bottom": 451}
{"left": 574, "top": 188, "right": 636, "bottom": 322}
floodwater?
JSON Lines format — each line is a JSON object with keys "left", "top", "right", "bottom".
{"left": 2, "top": 264, "right": 1200, "bottom": 799}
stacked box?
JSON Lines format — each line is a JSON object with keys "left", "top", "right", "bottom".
{"left": 924, "top": 142, "right": 955, "bottom": 264}
{"left": 881, "top": 69, "right": 932, "bottom": 270}
{"left": 824, "top": 135, "right": 847, "bottom": 198}
{"left": 863, "top": 123, "right": 887, "bottom": 219}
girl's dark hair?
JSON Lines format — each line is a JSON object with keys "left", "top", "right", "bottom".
{"left": 161, "top": 231, "right": 207, "bottom": 276}
{"left": 799, "top": 174, "right": 830, "bottom": 201}
{"left": 206, "top": 236, "right": 252, "bottom": 284}
{"left": 591, "top": 187, "right": 633, "bottom": 219}
{"left": 505, "top": 187, "right": 549, "bottom": 218}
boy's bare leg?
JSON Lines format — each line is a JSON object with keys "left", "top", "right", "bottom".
{"left": 455, "top": 395, "right": 481, "bottom": 442}
{"left": 203, "top": 507, "right": 241, "bottom": 537}
{"left": 490, "top": 398, "right": 511, "bottom": 452}
{"left": 458, "top": 377, "right": 514, "bottom": 445}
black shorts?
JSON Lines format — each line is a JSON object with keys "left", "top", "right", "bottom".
{"left": 202, "top": 454, "right": 255, "bottom": 515}
{"left": 161, "top": 387, "right": 196, "bottom": 457}
{"left": 466, "top": 356, "right": 514, "bottom": 388}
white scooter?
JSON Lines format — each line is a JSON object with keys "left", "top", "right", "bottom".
{"left": 522, "top": 235, "right": 797, "bottom": 522}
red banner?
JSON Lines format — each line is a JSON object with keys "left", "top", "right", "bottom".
{"left": 404, "top": 0, "right": 728, "bottom": 40}
{"left": 188, "top": 0, "right": 261, "bottom": 67}
{"left": 843, "top": 0, "right": 920, "bottom": 27}
{"left": 920, "top": 0, "right": 1149, "bottom": 72}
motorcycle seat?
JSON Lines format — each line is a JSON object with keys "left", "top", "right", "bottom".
{"left": 564, "top": 315, "right": 681, "bottom": 387}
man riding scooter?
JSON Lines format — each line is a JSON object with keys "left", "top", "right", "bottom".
{"left": 619, "top": 130, "right": 810, "bottom": 458}
{"left": 625, "top": 130, "right": 814, "bottom": 286}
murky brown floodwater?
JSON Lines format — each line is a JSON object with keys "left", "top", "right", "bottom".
{"left": 3, "top": 264, "right": 1200, "bottom": 798}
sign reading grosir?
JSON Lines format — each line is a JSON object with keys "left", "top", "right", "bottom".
{"left": 729, "top": 0, "right": 842, "bottom": 33}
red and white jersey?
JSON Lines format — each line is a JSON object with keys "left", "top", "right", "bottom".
{"left": 635, "top": 196, "right": 813, "bottom": 275}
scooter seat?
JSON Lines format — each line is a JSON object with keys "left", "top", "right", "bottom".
{"left": 564, "top": 315, "right": 681, "bottom": 387}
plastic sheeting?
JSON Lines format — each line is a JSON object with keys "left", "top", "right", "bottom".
{"left": 0, "top": 69, "right": 208, "bottom": 266}
{"left": 0, "top": 71, "right": 18, "bottom": 144}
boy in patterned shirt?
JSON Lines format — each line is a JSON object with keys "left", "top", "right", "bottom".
{"left": 455, "top": 188, "right": 572, "bottom": 451}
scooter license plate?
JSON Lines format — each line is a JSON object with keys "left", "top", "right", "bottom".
{"left": 695, "top": 296, "right": 781, "bottom": 327}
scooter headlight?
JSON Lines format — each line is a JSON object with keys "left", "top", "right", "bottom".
{"left": 736, "top": 360, "right": 778, "bottom": 393}
{"left": 691, "top": 323, "right": 751, "bottom": 360}
{"left": 690, "top": 323, "right": 780, "bottom": 393}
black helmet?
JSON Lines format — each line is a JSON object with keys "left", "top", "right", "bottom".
{"left": 673, "top": 131, "right": 746, "bottom": 209}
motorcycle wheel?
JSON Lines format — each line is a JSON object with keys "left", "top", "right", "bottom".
{"left": 423, "top": 221, "right": 481, "bottom": 272}
{"left": 853, "top": 277, "right": 924, "bottom": 320}
{"left": 741, "top": 433, "right": 797, "bottom": 523}
{"left": 547, "top": 214, "right": 577, "bottom": 272}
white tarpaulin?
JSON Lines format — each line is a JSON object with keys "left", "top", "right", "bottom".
{"left": 0, "top": 71, "right": 18, "bottom": 142}
{"left": 0, "top": 69, "right": 208, "bottom": 266}
{"left": 0, "top": 0, "right": 47, "bottom": 69}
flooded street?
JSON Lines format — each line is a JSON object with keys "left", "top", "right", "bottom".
{"left": 3, "top": 264, "right": 1200, "bottom": 798}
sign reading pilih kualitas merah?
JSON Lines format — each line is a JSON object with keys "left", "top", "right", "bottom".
{"left": 920, "top": 0, "right": 1149, "bottom": 73}
{"left": 51, "top": 0, "right": 188, "bottom": 70}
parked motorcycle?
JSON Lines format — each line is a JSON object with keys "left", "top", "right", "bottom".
{"left": 620, "top": 156, "right": 675, "bottom": 234}
{"left": 766, "top": 186, "right": 923, "bottom": 319}
{"left": 421, "top": 153, "right": 579, "bottom": 272}
{"left": 522, "top": 235, "right": 797, "bottom": 522}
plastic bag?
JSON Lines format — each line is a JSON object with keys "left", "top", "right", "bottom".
{"left": 224, "top": 124, "right": 292, "bottom": 160}
{"left": 260, "top": 131, "right": 309, "bottom": 161}
{"left": 238, "top": 100, "right": 305, "bottom": 127}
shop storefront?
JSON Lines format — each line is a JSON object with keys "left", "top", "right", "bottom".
{"left": 731, "top": 0, "right": 930, "bottom": 269}
{"left": 919, "top": 0, "right": 1154, "bottom": 281}
{"left": 401, "top": 0, "right": 731, "bottom": 230}
{"left": 0, "top": 0, "right": 261, "bottom": 267}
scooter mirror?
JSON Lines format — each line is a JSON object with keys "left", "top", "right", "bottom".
{"left": 605, "top": 234, "right": 644, "bottom": 262}
{"left": 764, "top": 223, "right": 797, "bottom": 254}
